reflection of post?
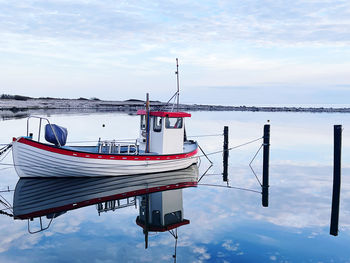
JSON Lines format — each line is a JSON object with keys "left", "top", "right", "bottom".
{"left": 262, "top": 124, "right": 270, "bottom": 207}
{"left": 223, "top": 126, "right": 229, "bottom": 182}
{"left": 330, "top": 125, "right": 342, "bottom": 236}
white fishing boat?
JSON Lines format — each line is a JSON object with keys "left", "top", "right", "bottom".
{"left": 11, "top": 108, "right": 198, "bottom": 178}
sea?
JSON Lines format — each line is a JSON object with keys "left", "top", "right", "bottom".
{"left": 0, "top": 110, "right": 350, "bottom": 262}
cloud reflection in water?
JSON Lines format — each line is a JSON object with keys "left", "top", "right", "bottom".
{"left": 0, "top": 111, "right": 350, "bottom": 262}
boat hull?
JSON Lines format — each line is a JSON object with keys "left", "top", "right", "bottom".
{"left": 12, "top": 138, "right": 198, "bottom": 178}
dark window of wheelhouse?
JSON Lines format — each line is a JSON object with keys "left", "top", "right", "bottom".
{"left": 165, "top": 117, "right": 183, "bottom": 129}
{"left": 140, "top": 115, "right": 146, "bottom": 130}
{"left": 164, "top": 211, "right": 182, "bottom": 225}
{"left": 152, "top": 210, "right": 161, "bottom": 226}
{"left": 153, "top": 116, "right": 162, "bottom": 132}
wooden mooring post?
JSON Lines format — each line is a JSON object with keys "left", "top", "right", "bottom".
{"left": 330, "top": 125, "right": 342, "bottom": 236}
{"left": 223, "top": 126, "right": 229, "bottom": 182}
{"left": 262, "top": 124, "right": 270, "bottom": 207}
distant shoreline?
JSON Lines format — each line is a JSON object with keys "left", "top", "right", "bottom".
{"left": 1, "top": 96, "right": 350, "bottom": 120}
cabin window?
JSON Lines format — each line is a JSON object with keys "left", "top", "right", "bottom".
{"left": 152, "top": 210, "right": 161, "bottom": 226}
{"left": 153, "top": 116, "right": 162, "bottom": 132}
{"left": 165, "top": 117, "right": 183, "bottom": 129}
{"left": 140, "top": 115, "right": 146, "bottom": 130}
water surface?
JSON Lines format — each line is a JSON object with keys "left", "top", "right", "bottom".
{"left": 1, "top": 111, "right": 350, "bottom": 262}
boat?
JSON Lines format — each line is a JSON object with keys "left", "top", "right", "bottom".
{"left": 11, "top": 107, "right": 198, "bottom": 178}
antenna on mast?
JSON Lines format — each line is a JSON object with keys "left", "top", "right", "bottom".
{"left": 165, "top": 58, "right": 181, "bottom": 111}
{"left": 175, "top": 58, "right": 180, "bottom": 111}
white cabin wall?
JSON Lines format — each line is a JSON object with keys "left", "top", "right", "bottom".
{"left": 161, "top": 189, "right": 184, "bottom": 223}
{"left": 162, "top": 127, "right": 184, "bottom": 154}
{"left": 149, "top": 190, "right": 183, "bottom": 226}
{"left": 149, "top": 117, "right": 164, "bottom": 154}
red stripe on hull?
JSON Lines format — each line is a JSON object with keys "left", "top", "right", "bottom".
{"left": 16, "top": 137, "right": 198, "bottom": 161}
{"left": 14, "top": 182, "right": 197, "bottom": 219}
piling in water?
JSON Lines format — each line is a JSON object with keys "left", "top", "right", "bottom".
{"left": 262, "top": 124, "right": 270, "bottom": 207}
{"left": 223, "top": 126, "right": 229, "bottom": 182}
{"left": 330, "top": 125, "right": 342, "bottom": 236}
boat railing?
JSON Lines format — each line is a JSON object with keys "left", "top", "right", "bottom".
{"left": 27, "top": 215, "right": 54, "bottom": 234}
{"left": 26, "top": 116, "right": 62, "bottom": 147}
{"left": 97, "top": 140, "right": 138, "bottom": 155}
{"left": 96, "top": 197, "right": 137, "bottom": 215}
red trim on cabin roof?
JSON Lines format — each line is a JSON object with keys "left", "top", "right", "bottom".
{"left": 16, "top": 137, "right": 198, "bottom": 161}
{"left": 14, "top": 182, "right": 197, "bottom": 219}
{"left": 137, "top": 110, "right": 191, "bottom": 118}
{"left": 136, "top": 218, "right": 190, "bottom": 232}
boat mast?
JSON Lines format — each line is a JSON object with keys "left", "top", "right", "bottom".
{"left": 175, "top": 58, "right": 180, "bottom": 111}
{"left": 145, "top": 93, "right": 150, "bottom": 153}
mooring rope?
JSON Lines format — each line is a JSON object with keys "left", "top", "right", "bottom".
{"left": 0, "top": 195, "right": 13, "bottom": 217}
{"left": 0, "top": 186, "right": 14, "bottom": 193}
{"left": 201, "top": 136, "right": 263, "bottom": 158}
{"left": 198, "top": 144, "right": 213, "bottom": 164}
{"left": 249, "top": 144, "right": 264, "bottom": 186}
{"left": 0, "top": 190, "right": 14, "bottom": 193}
{"left": 188, "top": 134, "right": 223, "bottom": 138}
{"left": 197, "top": 137, "right": 265, "bottom": 193}
{"left": 0, "top": 195, "right": 12, "bottom": 209}
{"left": 198, "top": 183, "right": 261, "bottom": 194}
{"left": 0, "top": 144, "right": 13, "bottom": 162}
{"left": 0, "top": 210, "right": 13, "bottom": 217}
{"left": 0, "top": 144, "right": 12, "bottom": 155}
{"left": 198, "top": 164, "right": 213, "bottom": 183}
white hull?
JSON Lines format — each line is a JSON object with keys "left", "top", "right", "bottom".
{"left": 12, "top": 139, "right": 198, "bottom": 178}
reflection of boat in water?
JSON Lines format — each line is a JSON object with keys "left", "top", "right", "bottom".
{"left": 137, "top": 189, "right": 189, "bottom": 233}
{"left": 137, "top": 188, "right": 189, "bottom": 249}
{"left": 12, "top": 95, "right": 198, "bottom": 178}
{"left": 13, "top": 164, "right": 198, "bottom": 222}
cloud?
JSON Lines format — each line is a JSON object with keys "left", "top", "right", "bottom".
{"left": 1, "top": 0, "right": 350, "bottom": 103}
{"left": 222, "top": 240, "right": 239, "bottom": 251}
{"left": 192, "top": 246, "right": 211, "bottom": 262}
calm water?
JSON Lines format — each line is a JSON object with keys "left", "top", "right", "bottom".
{"left": 1, "top": 111, "right": 350, "bottom": 262}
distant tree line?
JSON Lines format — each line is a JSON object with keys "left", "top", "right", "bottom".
{"left": 0, "top": 94, "right": 32, "bottom": 101}
{"left": 0, "top": 94, "right": 101, "bottom": 101}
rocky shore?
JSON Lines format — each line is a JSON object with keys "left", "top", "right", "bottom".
{"left": 1, "top": 96, "right": 350, "bottom": 119}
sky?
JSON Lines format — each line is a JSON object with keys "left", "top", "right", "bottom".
{"left": 0, "top": 0, "right": 350, "bottom": 105}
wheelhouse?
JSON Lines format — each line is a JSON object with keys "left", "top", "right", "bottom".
{"left": 136, "top": 110, "right": 191, "bottom": 154}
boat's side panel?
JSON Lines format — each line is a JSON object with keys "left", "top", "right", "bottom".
{"left": 12, "top": 140, "right": 198, "bottom": 177}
